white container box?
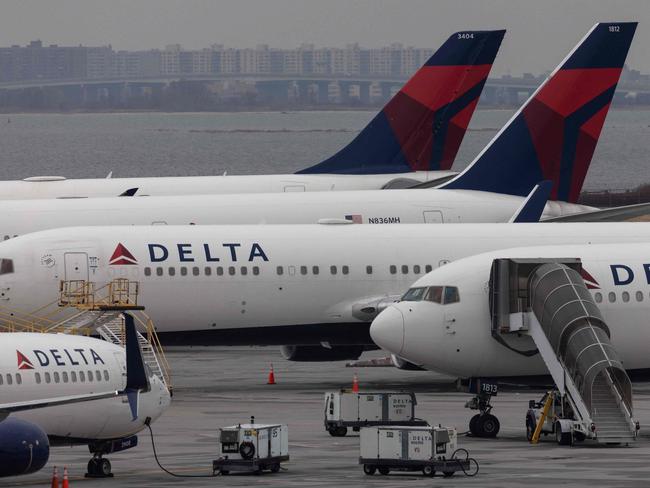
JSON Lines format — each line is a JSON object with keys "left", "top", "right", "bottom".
{"left": 213, "top": 423, "right": 289, "bottom": 474}
{"left": 324, "top": 391, "right": 426, "bottom": 436}
{"left": 360, "top": 425, "right": 457, "bottom": 462}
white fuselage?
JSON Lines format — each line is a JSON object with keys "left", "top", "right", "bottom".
{"left": 371, "top": 243, "right": 650, "bottom": 378}
{"left": 0, "top": 224, "right": 649, "bottom": 345}
{"left": 0, "top": 189, "right": 593, "bottom": 240}
{"left": 0, "top": 172, "right": 450, "bottom": 199}
{"left": 0, "top": 333, "right": 170, "bottom": 441}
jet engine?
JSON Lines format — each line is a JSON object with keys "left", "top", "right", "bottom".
{"left": 390, "top": 354, "right": 426, "bottom": 371}
{"left": 0, "top": 417, "right": 49, "bottom": 477}
{"left": 281, "top": 345, "right": 364, "bottom": 362}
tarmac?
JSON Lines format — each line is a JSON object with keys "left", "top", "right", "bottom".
{"left": 8, "top": 346, "right": 650, "bottom": 488}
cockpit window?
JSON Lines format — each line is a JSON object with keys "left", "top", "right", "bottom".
{"left": 443, "top": 286, "right": 460, "bottom": 304}
{"left": 424, "top": 286, "right": 443, "bottom": 304}
{"left": 0, "top": 259, "right": 14, "bottom": 275}
{"left": 401, "top": 287, "right": 427, "bottom": 301}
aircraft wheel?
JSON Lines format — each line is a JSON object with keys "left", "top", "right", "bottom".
{"left": 98, "top": 458, "right": 112, "bottom": 477}
{"left": 477, "top": 414, "right": 500, "bottom": 438}
{"left": 469, "top": 414, "right": 481, "bottom": 436}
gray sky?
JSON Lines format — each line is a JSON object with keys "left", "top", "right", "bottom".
{"left": 1, "top": 0, "right": 648, "bottom": 76}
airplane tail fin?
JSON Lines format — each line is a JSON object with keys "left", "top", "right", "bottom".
{"left": 297, "top": 30, "right": 505, "bottom": 175}
{"left": 440, "top": 22, "right": 636, "bottom": 203}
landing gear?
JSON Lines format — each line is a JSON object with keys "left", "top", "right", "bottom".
{"left": 86, "top": 455, "right": 113, "bottom": 478}
{"left": 464, "top": 378, "right": 500, "bottom": 438}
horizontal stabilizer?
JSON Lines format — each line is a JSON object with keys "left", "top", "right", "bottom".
{"left": 543, "top": 202, "right": 650, "bottom": 222}
{"left": 298, "top": 30, "right": 505, "bottom": 174}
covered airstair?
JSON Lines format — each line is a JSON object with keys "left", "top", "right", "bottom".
{"left": 0, "top": 278, "right": 171, "bottom": 391}
{"left": 489, "top": 259, "right": 637, "bottom": 444}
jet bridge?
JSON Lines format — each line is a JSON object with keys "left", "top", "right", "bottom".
{"left": 489, "top": 258, "right": 637, "bottom": 444}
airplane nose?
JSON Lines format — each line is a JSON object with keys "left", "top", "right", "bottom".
{"left": 370, "top": 305, "right": 405, "bottom": 355}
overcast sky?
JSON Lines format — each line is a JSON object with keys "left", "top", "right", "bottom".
{"left": 1, "top": 0, "right": 648, "bottom": 76}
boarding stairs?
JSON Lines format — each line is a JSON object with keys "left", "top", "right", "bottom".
{"left": 0, "top": 278, "right": 171, "bottom": 391}
{"left": 490, "top": 259, "right": 637, "bottom": 444}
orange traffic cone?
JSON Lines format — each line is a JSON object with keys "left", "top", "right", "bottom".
{"left": 51, "top": 466, "right": 59, "bottom": 488}
{"left": 352, "top": 373, "right": 359, "bottom": 392}
{"left": 61, "top": 466, "right": 69, "bottom": 488}
{"left": 267, "top": 364, "right": 276, "bottom": 385}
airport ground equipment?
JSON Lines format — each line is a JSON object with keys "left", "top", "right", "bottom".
{"left": 212, "top": 421, "right": 289, "bottom": 475}
{"left": 359, "top": 425, "right": 477, "bottom": 477}
{"left": 484, "top": 258, "right": 639, "bottom": 444}
{"left": 324, "top": 391, "right": 427, "bottom": 436}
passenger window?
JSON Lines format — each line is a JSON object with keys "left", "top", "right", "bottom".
{"left": 228, "top": 266, "right": 236, "bottom": 276}
{"left": 180, "top": 267, "right": 188, "bottom": 276}
{"left": 401, "top": 265, "right": 408, "bottom": 274}
{"left": 0, "top": 259, "right": 14, "bottom": 275}
{"left": 241, "top": 266, "right": 248, "bottom": 276}
{"left": 444, "top": 286, "right": 460, "bottom": 304}
{"left": 402, "top": 287, "right": 426, "bottom": 301}
{"left": 95, "top": 371, "right": 101, "bottom": 381}
{"left": 79, "top": 371, "right": 85, "bottom": 382}
{"left": 595, "top": 292, "right": 603, "bottom": 303}
{"left": 253, "top": 266, "right": 260, "bottom": 276}
{"left": 330, "top": 265, "right": 337, "bottom": 275}
{"left": 636, "top": 291, "right": 644, "bottom": 302}
{"left": 389, "top": 265, "right": 397, "bottom": 275}
{"left": 35, "top": 372, "right": 41, "bottom": 384}
{"left": 312, "top": 266, "right": 319, "bottom": 275}
{"left": 16, "top": 373, "right": 21, "bottom": 385}
{"left": 425, "top": 265, "right": 433, "bottom": 273}
{"left": 413, "top": 265, "right": 421, "bottom": 274}
{"left": 45, "top": 372, "right": 51, "bottom": 383}
{"left": 168, "top": 267, "right": 176, "bottom": 276}
{"left": 6, "top": 374, "right": 12, "bottom": 385}
{"left": 103, "top": 370, "right": 109, "bottom": 381}
{"left": 144, "top": 267, "right": 151, "bottom": 276}
{"left": 342, "top": 265, "right": 349, "bottom": 275}
{"left": 0, "top": 375, "right": 3, "bottom": 385}
{"left": 622, "top": 291, "right": 630, "bottom": 303}
{"left": 424, "top": 286, "right": 443, "bottom": 303}
{"left": 366, "top": 265, "right": 373, "bottom": 275}
{"left": 300, "top": 266, "right": 308, "bottom": 275}
{"left": 217, "top": 267, "right": 224, "bottom": 276}
{"left": 156, "top": 267, "right": 163, "bottom": 276}
{"left": 62, "top": 372, "right": 68, "bottom": 383}
{"left": 71, "top": 371, "right": 77, "bottom": 382}
{"left": 87, "top": 370, "right": 93, "bottom": 382}
{"left": 277, "top": 266, "right": 284, "bottom": 275}
{"left": 193, "top": 267, "right": 200, "bottom": 276}
{"left": 204, "top": 267, "right": 212, "bottom": 276}
{"left": 53, "top": 372, "right": 60, "bottom": 383}
{"left": 608, "top": 292, "right": 616, "bottom": 303}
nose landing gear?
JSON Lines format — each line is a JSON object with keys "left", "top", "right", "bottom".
{"left": 86, "top": 455, "right": 113, "bottom": 478}
{"left": 85, "top": 435, "right": 138, "bottom": 478}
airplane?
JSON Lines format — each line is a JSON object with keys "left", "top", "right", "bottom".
{"left": 0, "top": 22, "right": 635, "bottom": 235}
{"left": 0, "top": 222, "right": 649, "bottom": 363}
{"left": 0, "top": 30, "right": 506, "bottom": 200}
{"left": 369, "top": 242, "right": 650, "bottom": 440}
{"left": 0, "top": 315, "right": 171, "bottom": 478}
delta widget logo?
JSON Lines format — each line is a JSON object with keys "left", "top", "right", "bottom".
{"left": 17, "top": 350, "right": 34, "bottom": 370}
{"left": 110, "top": 243, "right": 138, "bottom": 265}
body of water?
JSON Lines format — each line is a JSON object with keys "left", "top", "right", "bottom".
{"left": 0, "top": 109, "right": 647, "bottom": 190}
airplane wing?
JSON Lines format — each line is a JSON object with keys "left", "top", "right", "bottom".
{"left": 542, "top": 203, "right": 650, "bottom": 223}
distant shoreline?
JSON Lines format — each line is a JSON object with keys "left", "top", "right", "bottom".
{"left": 0, "top": 105, "right": 648, "bottom": 115}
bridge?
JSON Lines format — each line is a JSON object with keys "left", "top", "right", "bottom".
{"left": 1, "top": 73, "right": 648, "bottom": 106}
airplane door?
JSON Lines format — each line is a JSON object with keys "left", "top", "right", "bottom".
{"left": 423, "top": 210, "right": 443, "bottom": 223}
{"left": 64, "top": 252, "right": 89, "bottom": 281}
{"left": 284, "top": 185, "right": 305, "bottom": 192}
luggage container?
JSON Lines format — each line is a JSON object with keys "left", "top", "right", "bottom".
{"left": 212, "top": 422, "right": 289, "bottom": 475}
{"left": 324, "top": 391, "right": 427, "bottom": 436}
{"left": 359, "top": 425, "right": 476, "bottom": 477}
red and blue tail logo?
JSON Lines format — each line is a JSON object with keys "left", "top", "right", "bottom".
{"left": 297, "top": 30, "right": 505, "bottom": 175}
{"left": 441, "top": 23, "right": 636, "bottom": 203}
